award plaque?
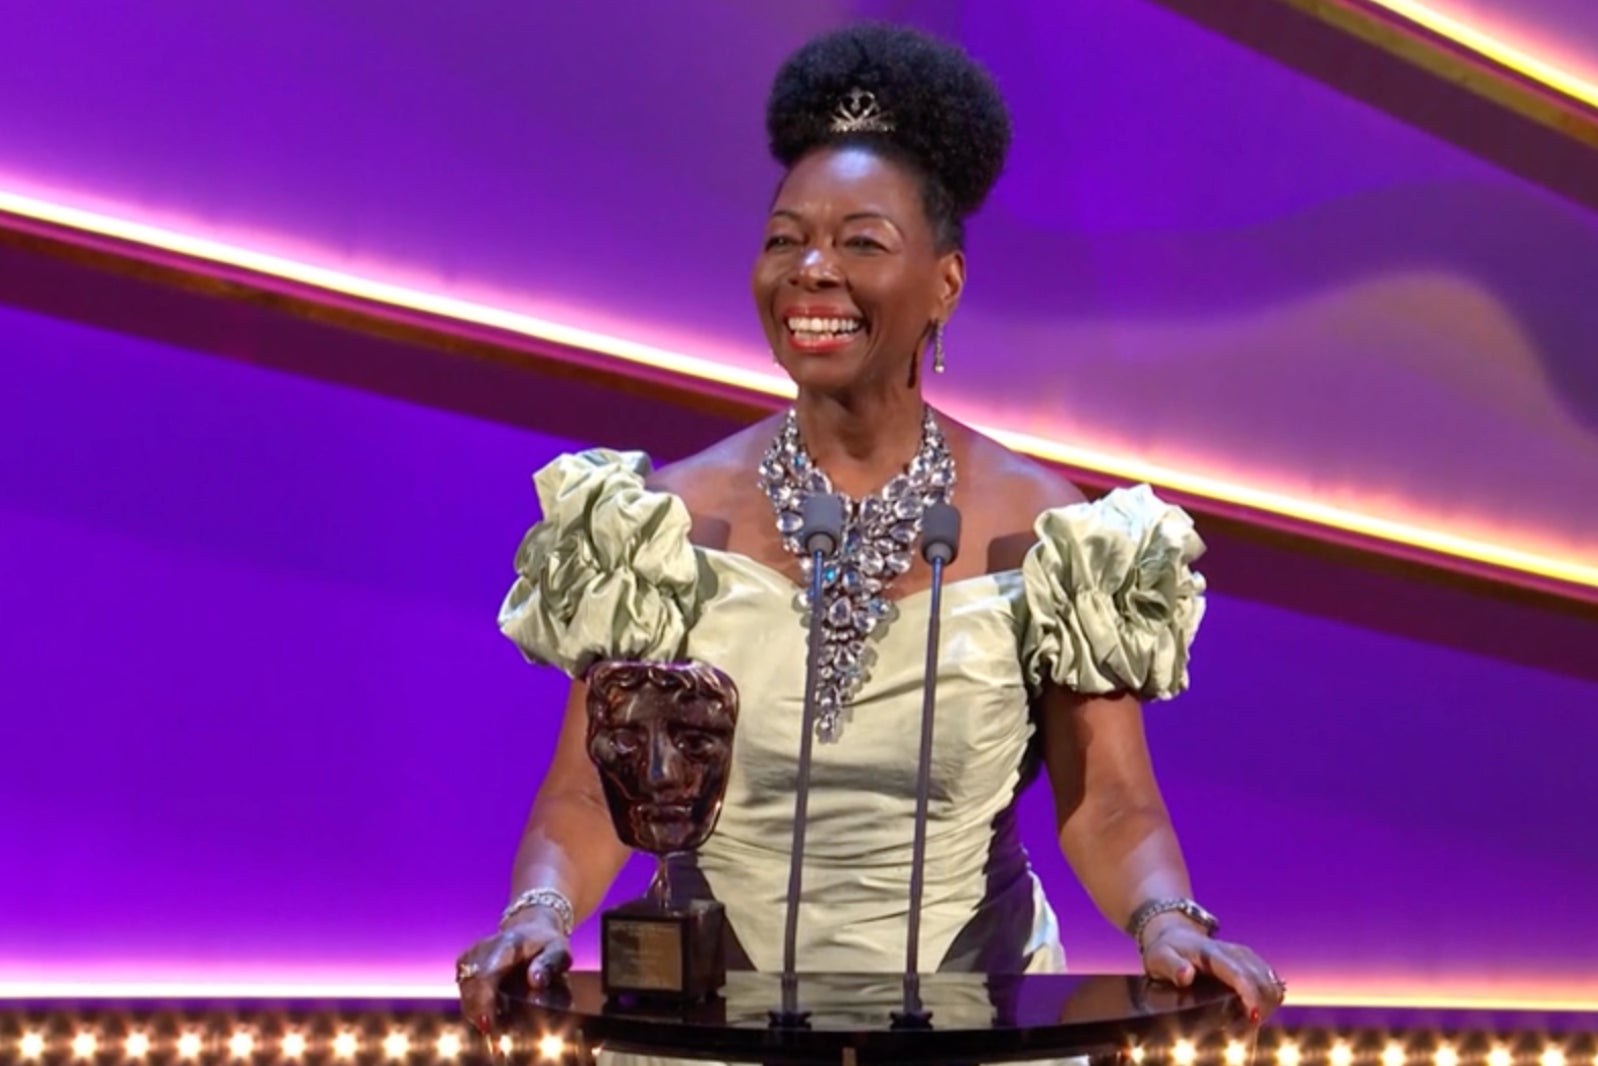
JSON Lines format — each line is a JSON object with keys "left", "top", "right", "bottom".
{"left": 585, "top": 660, "right": 739, "bottom": 1003}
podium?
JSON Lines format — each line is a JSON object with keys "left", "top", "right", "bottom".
{"left": 499, "top": 970, "right": 1245, "bottom": 1065}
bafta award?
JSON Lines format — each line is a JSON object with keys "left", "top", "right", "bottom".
{"left": 585, "top": 660, "right": 738, "bottom": 1002}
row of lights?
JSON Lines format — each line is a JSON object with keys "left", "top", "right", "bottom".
{"left": 1132, "top": 1040, "right": 1594, "bottom": 1066}
{"left": 4, "top": 1024, "right": 1593, "bottom": 1066}
{"left": 1, "top": 1029, "right": 573, "bottom": 1064}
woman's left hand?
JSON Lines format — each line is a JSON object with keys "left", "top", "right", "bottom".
{"left": 1140, "top": 921, "right": 1286, "bottom": 1024}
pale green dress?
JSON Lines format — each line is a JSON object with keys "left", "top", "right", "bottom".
{"left": 498, "top": 449, "right": 1206, "bottom": 1061}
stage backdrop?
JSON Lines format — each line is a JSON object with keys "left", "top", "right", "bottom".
{"left": 2, "top": 299, "right": 1594, "bottom": 1006}
{"left": 0, "top": 0, "right": 1596, "bottom": 586}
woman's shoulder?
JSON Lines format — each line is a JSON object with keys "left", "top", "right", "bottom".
{"left": 947, "top": 419, "right": 1086, "bottom": 572}
{"left": 643, "top": 415, "right": 785, "bottom": 550}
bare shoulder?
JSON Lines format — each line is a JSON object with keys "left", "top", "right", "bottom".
{"left": 643, "top": 416, "right": 782, "bottom": 549}
{"left": 943, "top": 416, "right": 1086, "bottom": 574}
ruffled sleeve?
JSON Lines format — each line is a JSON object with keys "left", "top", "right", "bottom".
{"left": 1020, "top": 484, "right": 1207, "bottom": 701}
{"left": 496, "top": 449, "right": 701, "bottom": 678}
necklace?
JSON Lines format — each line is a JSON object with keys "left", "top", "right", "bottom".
{"left": 757, "top": 407, "right": 957, "bottom": 741}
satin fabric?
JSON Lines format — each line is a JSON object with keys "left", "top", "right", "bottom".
{"left": 496, "top": 450, "right": 1207, "bottom": 1065}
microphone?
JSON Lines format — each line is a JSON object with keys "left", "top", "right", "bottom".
{"left": 771, "top": 491, "right": 846, "bottom": 1028}
{"left": 893, "top": 500, "right": 961, "bottom": 1029}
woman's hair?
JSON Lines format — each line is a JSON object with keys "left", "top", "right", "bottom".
{"left": 765, "top": 22, "right": 1013, "bottom": 252}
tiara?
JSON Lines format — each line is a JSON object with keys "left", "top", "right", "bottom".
{"left": 829, "top": 88, "right": 894, "bottom": 134}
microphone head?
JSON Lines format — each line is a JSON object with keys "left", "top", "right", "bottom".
{"left": 921, "top": 501, "right": 961, "bottom": 565}
{"left": 799, "top": 493, "right": 846, "bottom": 555}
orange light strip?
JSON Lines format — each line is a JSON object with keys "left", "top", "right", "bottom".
{"left": 0, "top": 981, "right": 1594, "bottom": 1012}
{"left": 2, "top": 187, "right": 1595, "bottom": 595}
{"left": 1361, "top": 0, "right": 1598, "bottom": 110}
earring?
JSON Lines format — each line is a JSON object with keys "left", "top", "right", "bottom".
{"left": 932, "top": 322, "right": 946, "bottom": 374}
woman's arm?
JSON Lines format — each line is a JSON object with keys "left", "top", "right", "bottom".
{"left": 1038, "top": 687, "right": 1191, "bottom": 928}
{"left": 1038, "top": 685, "right": 1282, "bottom": 1021}
{"left": 508, "top": 677, "right": 633, "bottom": 920}
{"left": 457, "top": 678, "right": 631, "bottom": 1030}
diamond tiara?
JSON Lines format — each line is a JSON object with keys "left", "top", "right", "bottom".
{"left": 829, "top": 88, "right": 894, "bottom": 134}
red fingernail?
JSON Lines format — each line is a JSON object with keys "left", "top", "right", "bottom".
{"left": 475, "top": 1015, "right": 491, "bottom": 1034}
{"left": 1249, "top": 1007, "right": 1262, "bottom": 1025}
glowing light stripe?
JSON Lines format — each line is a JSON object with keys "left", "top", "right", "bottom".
{"left": 0, "top": 982, "right": 1594, "bottom": 1013}
{"left": 1, "top": 187, "right": 1594, "bottom": 594}
{"left": 982, "top": 425, "right": 1598, "bottom": 591}
{"left": 0, "top": 190, "right": 794, "bottom": 403}
{"left": 0, "top": 981, "right": 458, "bottom": 1000}
{"left": 1361, "top": 0, "right": 1598, "bottom": 110}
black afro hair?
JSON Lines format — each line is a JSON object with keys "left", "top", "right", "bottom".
{"left": 765, "top": 23, "right": 1012, "bottom": 250}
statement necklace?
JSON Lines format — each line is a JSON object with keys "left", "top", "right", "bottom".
{"left": 757, "top": 407, "right": 957, "bottom": 741}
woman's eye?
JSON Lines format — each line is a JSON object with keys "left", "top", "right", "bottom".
{"left": 846, "top": 236, "right": 884, "bottom": 251}
{"left": 764, "top": 234, "right": 796, "bottom": 250}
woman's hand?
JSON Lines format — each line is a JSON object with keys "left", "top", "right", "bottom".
{"left": 454, "top": 908, "right": 573, "bottom": 1033}
{"left": 1140, "top": 920, "right": 1286, "bottom": 1024}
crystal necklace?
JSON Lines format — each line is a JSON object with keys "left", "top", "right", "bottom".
{"left": 757, "top": 407, "right": 956, "bottom": 742}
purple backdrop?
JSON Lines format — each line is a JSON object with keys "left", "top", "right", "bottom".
{"left": 0, "top": 1, "right": 1595, "bottom": 580}
{"left": 2, "top": 302, "right": 1595, "bottom": 1005}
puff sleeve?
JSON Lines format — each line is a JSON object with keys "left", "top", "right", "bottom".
{"left": 496, "top": 449, "right": 701, "bottom": 677}
{"left": 1019, "top": 484, "right": 1207, "bottom": 701}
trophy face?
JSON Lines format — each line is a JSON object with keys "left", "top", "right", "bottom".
{"left": 585, "top": 661, "right": 739, "bottom": 855}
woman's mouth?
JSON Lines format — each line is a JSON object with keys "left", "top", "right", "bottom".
{"left": 784, "top": 315, "right": 865, "bottom": 352}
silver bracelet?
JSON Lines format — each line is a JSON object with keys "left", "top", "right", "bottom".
{"left": 1127, "top": 897, "right": 1220, "bottom": 948}
{"left": 500, "top": 887, "right": 575, "bottom": 937}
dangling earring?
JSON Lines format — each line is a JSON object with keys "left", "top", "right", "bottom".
{"left": 932, "top": 321, "right": 946, "bottom": 374}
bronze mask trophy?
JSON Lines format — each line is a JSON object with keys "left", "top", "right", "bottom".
{"left": 586, "top": 660, "right": 739, "bottom": 1002}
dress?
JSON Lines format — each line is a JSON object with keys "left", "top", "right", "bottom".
{"left": 498, "top": 449, "right": 1206, "bottom": 1061}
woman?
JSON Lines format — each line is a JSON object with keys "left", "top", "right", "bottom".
{"left": 456, "top": 21, "right": 1284, "bottom": 1040}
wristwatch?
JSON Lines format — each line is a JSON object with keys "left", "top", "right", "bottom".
{"left": 1127, "top": 897, "right": 1220, "bottom": 946}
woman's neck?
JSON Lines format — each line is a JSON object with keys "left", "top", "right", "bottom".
{"left": 792, "top": 388, "right": 928, "bottom": 499}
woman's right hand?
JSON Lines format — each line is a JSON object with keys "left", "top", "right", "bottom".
{"left": 455, "top": 908, "right": 573, "bottom": 1033}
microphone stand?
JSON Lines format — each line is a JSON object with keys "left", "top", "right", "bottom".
{"left": 770, "top": 493, "right": 843, "bottom": 1029}
{"left": 892, "top": 501, "right": 960, "bottom": 1029}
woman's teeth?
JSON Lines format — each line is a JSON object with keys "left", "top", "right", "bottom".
{"left": 785, "top": 316, "right": 863, "bottom": 340}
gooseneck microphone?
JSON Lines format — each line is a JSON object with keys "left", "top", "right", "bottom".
{"left": 771, "top": 492, "right": 846, "bottom": 1028}
{"left": 893, "top": 500, "right": 962, "bottom": 1029}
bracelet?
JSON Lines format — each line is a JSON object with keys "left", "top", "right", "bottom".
{"left": 1127, "top": 897, "right": 1219, "bottom": 948}
{"left": 500, "top": 887, "right": 575, "bottom": 937}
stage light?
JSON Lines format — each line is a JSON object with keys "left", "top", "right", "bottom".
{"left": 18, "top": 1033, "right": 46, "bottom": 1061}
{"left": 1383, "top": 1043, "right": 1408, "bottom": 1066}
{"left": 229, "top": 1031, "right": 255, "bottom": 1058}
{"left": 1363, "top": 1, "right": 1598, "bottom": 110}
{"left": 1331, "top": 1043, "right": 1355, "bottom": 1066}
{"left": 536, "top": 1033, "right": 566, "bottom": 1060}
{"left": 1226, "top": 1041, "right": 1249, "bottom": 1065}
{"left": 0, "top": 185, "right": 1594, "bottom": 599}
{"left": 382, "top": 1031, "right": 410, "bottom": 1059}
{"left": 1174, "top": 1039, "right": 1199, "bottom": 1066}
{"left": 1541, "top": 1048, "right": 1567, "bottom": 1066}
{"left": 1488, "top": 1048, "right": 1513, "bottom": 1066}
{"left": 126, "top": 1032, "right": 151, "bottom": 1059}
{"left": 435, "top": 1032, "right": 462, "bottom": 1059}
{"left": 176, "top": 1033, "right": 203, "bottom": 1059}
{"left": 332, "top": 1032, "right": 358, "bottom": 1060}
{"left": 1129, "top": 1045, "right": 1147, "bottom": 1064}
{"left": 496, "top": 1034, "right": 513, "bottom": 1056}
{"left": 1436, "top": 1046, "right": 1460, "bottom": 1066}
{"left": 71, "top": 1033, "right": 97, "bottom": 1059}
{"left": 1279, "top": 1042, "right": 1303, "bottom": 1066}
{"left": 281, "top": 1033, "right": 306, "bottom": 1059}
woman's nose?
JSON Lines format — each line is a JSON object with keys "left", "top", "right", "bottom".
{"left": 795, "top": 245, "right": 842, "bottom": 288}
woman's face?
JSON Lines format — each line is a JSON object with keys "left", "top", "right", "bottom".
{"left": 752, "top": 145, "right": 964, "bottom": 395}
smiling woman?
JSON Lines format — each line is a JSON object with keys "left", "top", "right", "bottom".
{"left": 453, "top": 23, "right": 1285, "bottom": 1062}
